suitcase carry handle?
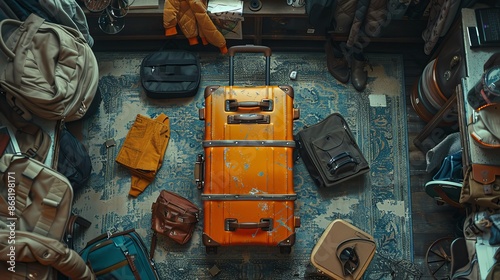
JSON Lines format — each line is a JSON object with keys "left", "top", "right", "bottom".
{"left": 228, "top": 45, "right": 271, "bottom": 86}
{"left": 227, "top": 114, "right": 270, "bottom": 124}
{"left": 225, "top": 218, "right": 273, "bottom": 231}
{"left": 225, "top": 99, "right": 273, "bottom": 111}
{"left": 194, "top": 154, "right": 204, "bottom": 190}
{"left": 327, "top": 152, "right": 358, "bottom": 175}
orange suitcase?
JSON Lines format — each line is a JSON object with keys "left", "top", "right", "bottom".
{"left": 196, "top": 45, "right": 300, "bottom": 254}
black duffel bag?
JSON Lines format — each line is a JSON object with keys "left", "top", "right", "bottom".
{"left": 295, "top": 113, "right": 370, "bottom": 187}
{"left": 140, "top": 46, "right": 201, "bottom": 99}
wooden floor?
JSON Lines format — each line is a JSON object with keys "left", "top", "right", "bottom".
{"left": 364, "top": 42, "right": 462, "bottom": 279}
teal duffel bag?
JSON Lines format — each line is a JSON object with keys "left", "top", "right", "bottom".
{"left": 79, "top": 229, "right": 160, "bottom": 279}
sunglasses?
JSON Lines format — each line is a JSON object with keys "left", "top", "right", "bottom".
{"left": 337, "top": 245, "right": 359, "bottom": 276}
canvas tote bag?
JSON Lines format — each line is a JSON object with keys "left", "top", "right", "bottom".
{"left": 0, "top": 13, "right": 99, "bottom": 122}
{"left": 460, "top": 164, "right": 500, "bottom": 209}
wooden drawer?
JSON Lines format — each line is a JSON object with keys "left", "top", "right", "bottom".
{"left": 261, "top": 17, "right": 318, "bottom": 38}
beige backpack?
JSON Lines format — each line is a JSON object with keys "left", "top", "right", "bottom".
{"left": 0, "top": 13, "right": 99, "bottom": 122}
{"left": 0, "top": 154, "right": 93, "bottom": 279}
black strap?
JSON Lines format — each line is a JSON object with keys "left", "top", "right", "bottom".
{"left": 143, "top": 74, "right": 198, "bottom": 82}
{"left": 65, "top": 214, "right": 92, "bottom": 250}
{"left": 144, "top": 58, "right": 197, "bottom": 67}
{"left": 150, "top": 232, "right": 157, "bottom": 260}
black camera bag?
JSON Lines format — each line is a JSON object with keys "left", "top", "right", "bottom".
{"left": 295, "top": 113, "right": 370, "bottom": 187}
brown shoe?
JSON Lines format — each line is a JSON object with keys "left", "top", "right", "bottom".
{"left": 351, "top": 54, "right": 369, "bottom": 92}
{"left": 325, "top": 39, "right": 349, "bottom": 84}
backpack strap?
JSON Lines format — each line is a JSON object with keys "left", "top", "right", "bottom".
{"left": 0, "top": 156, "right": 35, "bottom": 223}
{"left": 22, "top": 160, "right": 68, "bottom": 236}
{"left": 10, "top": 14, "right": 45, "bottom": 86}
{"left": 432, "top": 184, "right": 464, "bottom": 208}
{"left": 0, "top": 14, "right": 45, "bottom": 83}
{"left": 113, "top": 235, "right": 142, "bottom": 280}
{"left": 150, "top": 232, "right": 158, "bottom": 259}
{"left": 0, "top": 155, "right": 68, "bottom": 236}
{"left": 33, "top": 180, "right": 68, "bottom": 236}
{"left": 0, "top": 93, "right": 51, "bottom": 162}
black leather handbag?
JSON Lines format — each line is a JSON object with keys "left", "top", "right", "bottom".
{"left": 295, "top": 113, "right": 369, "bottom": 187}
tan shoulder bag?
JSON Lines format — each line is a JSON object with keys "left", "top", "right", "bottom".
{"left": 0, "top": 154, "right": 90, "bottom": 279}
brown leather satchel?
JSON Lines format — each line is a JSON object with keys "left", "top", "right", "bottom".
{"left": 150, "top": 190, "right": 199, "bottom": 258}
{"left": 460, "top": 164, "right": 500, "bottom": 209}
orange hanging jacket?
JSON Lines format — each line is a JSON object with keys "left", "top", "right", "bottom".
{"left": 163, "top": 0, "right": 228, "bottom": 54}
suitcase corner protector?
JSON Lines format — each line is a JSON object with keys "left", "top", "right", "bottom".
{"left": 202, "top": 233, "right": 220, "bottom": 247}
{"left": 204, "top": 86, "right": 219, "bottom": 98}
{"left": 278, "top": 85, "right": 294, "bottom": 98}
{"left": 278, "top": 232, "right": 296, "bottom": 247}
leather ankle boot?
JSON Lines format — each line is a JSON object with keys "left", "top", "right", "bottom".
{"left": 325, "top": 39, "right": 349, "bottom": 84}
{"left": 351, "top": 53, "right": 369, "bottom": 92}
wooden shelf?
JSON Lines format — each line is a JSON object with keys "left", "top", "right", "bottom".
{"left": 84, "top": 0, "right": 426, "bottom": 51}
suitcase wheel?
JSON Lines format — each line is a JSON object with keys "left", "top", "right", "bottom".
{"left": 279, "top": 246, "right": 291, "bottom": 254}
{"left": 206, "top": 246, "right": 218, "bottom": 255}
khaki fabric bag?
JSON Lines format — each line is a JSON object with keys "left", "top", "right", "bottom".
{"left": 470, "top": 104, "right": 500, "bottom": 149}
{"left": 460, "top": 164, "right": 500, "bottom": 209}
{"left": 0, "top": 13, "right": 99, "bottom": 122}
{"left": 0, "top": 154, "right": 80, "bottom": 279}
{"left": 0, "top": 230, "right": 95, "bottom": 280}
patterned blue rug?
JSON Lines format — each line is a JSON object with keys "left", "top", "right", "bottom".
{"left": 72, "top": 51, "right": 421, "bottom": 279}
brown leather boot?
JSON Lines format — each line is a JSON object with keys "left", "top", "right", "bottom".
{"left": 325, "top": 39, "right": 349, "bottom": 84}
{"left": 351, "top": 53, "right": 369, "bottom": 92}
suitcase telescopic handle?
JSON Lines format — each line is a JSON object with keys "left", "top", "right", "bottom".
{"left": 228, "top": 45, "right": 271, "bottom": 86}
{"left": 225, "top": 218, "right": 273, "bottom": 231}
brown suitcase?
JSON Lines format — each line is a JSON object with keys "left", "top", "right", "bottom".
{"left": 196, "top": 45, "right": 300, "bottom": 254}
{"left": 310, "top": 219, "right": 376, "bottom": 279}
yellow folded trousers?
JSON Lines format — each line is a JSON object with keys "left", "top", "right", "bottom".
{"left": 116, "top": 113, "right": 170, "bottom": 197}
